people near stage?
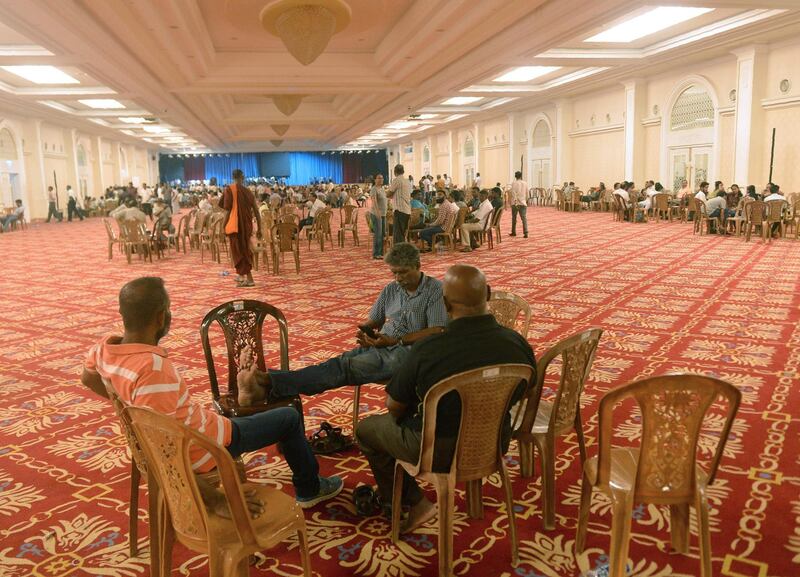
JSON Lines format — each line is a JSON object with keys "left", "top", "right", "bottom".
{"left": 355, "top": 265, "right": 535, "bottom": 530}
{"left": 80, "top": 277, "right": 343, "bottom": 510}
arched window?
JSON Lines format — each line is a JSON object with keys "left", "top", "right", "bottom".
{"left": 532, "top": 120, "right": 551, "bottom": 148}
{"left": 0, "top": 128, "right": 18, "bottom": 160}
{"left": 670, "top": 85, "right": 714, "bottom": 131}
{"left": 463, "top": 136, "right": 474, "bottom": 158}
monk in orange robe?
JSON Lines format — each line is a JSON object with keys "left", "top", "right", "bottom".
{"left": 222, "top": 169, "right": 262, "bottom": 287}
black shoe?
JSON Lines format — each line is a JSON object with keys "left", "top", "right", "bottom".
{"left": 524, "top": 234, "right": 528, "bottom": 238}
{"left": 509, "top": 233, "right": 517, "bottom": 237}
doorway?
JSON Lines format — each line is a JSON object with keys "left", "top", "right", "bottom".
{"left": 670, "top": 146, "right": 711, "bottom": 192}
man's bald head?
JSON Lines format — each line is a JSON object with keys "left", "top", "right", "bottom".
{"left": 119, "top": 276, "right": 169, "bottom": 334}
{"left": 443, "top": 265, "right": 489, "bottom": 318}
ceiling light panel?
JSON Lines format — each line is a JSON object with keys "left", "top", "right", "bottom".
{"left": 78, "top": 98, "right": 125, "bottom": 109}
{"left": 585, "top": 6, "right": 714, "bottom": 43}
{"left": 493, "top": 66, "right": 561, "bottom": 82}
{"left": 118, "top": 117, "right": 150, "bottom": 124}
{"left": 1, "top": 65, "right": 80, "bottom": 84}
{"left": 441, "top": 96, "right": 483, "bottom": 105}
{"left": 142, "top": 126, "right": 171, "bottom": 134}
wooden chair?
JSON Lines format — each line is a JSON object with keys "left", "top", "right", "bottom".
{"left": 200, "top": 300, "right": 303, "bottom": 418}
{"left": 103, "top": 218, "right": 122, "bottom": 260}
{"left": 651, "top": 193, "right": 672, "bottom": 222}
{"left": 189, "top": 210, "right": 209, "bottom": 250}
{"left": 724, "top": 197, "right": 750, "bottom": 237}
{"left": 489, "top": 206, "right": 504, "bottom": 245}
{"left": 575, "top": 374, "right": 741, "bottom": 577}
{"left": 176, "top": 210, "right": 194, "bottom": 254}
{"left": 121, "top": 221, "right": 152, "bottom": 263}
{"left": 487, "top": 290, "right": 531, "bottom": 338}
{"left": 514, "top": 328, "right": 602, "bottom": 530}
{"left": 565, "top": 190, "right": 582, "bottom": 212}
{"left": 765, "top": 199, "right": 789, "bottom": 241}
{"left": 338, "top": 205, "right": 359, "bottom": 247}
{"left": 271, "top": 222, "right": 300, "bottom": 274}
{"left": 126, "top": 406, "right": 312, "bottom": 577}
{"left": 200, "top": 213, "right": 224, "bottom": 263}
{"left": 390, "top": 364, "right": 535, "bottom": 577}
{"left": 307, "top": 208, "right": 333, "bottom": 251}
{"left": 692, "top": 202, "right": 717, "bottom": 235}
{"left": 433, "top": 206, "right": 467, "bottom": 253}
{"left": 744, "top": 201, "right": 767, "bottom": 242}
{"left": 252, "top": 213, "right": 273, "bottom": 272}
{"left": 554, "top": 189, "right": 565, "bottom": 211}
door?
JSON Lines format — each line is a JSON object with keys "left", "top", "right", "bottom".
{"left": 670, "top": 148, "right": 689, "bottom": 192}
{"left": 691, "top": 146, "right": 711, "bottom": 190}
{"left": 464, "top": 166, "right": 474, "bottom": 188}
{"left": 670, "top": 147, "right": 711, "bottom": 192}
{"left": 529, "top": 158, "right": 552, "bottom": 188}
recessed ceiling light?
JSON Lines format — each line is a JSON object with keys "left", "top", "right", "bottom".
{"left": 143, "top": 126, "right": 171, "bottom": 134}
{"left": 118, "top": 117, "right": 149, "bottom": 124}
{"left": 585, "top": 6, "right": 714, "bottom": 43}
{"left": 483, "top": 97, "right": 518, "bottom": 109}
{"left": 493, "top": 66, "right": 561, "bottom": 83}
{"left": 443, "top": 114, "right": 468, "bottom": 122}
{"left": 386, "top": 120, "right": 418, "bottom": 130}
{"left": 88, "top": 118, "right": 110, "bottom": 126}
{"left": 37, "top": 100, "right": 74, "bottom": 112}
{"left": 441, "top": 97, "right": 483, "bottom": 106}
{"left": 79, "top": 99, "right": 125, "bottom": 109}
{"left": 1, "top": 65, "right": 80, "bottom": 84}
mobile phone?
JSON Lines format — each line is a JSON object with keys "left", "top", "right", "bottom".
{"left": 358, "top": 324, "right": 377, "bottom": 339}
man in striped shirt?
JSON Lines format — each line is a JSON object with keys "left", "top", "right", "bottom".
{"left": 237, "top": 243, "right": 447, "bottom": 403}
{"left": 418, "top": 192, "right": 458, "bottom": 252}
{"left": 81, "top": 277, "right": 342, "bottom": 510}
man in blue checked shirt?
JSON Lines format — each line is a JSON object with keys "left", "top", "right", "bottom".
{"left": 237, "top": 242, "right": 447, "bottom": 405}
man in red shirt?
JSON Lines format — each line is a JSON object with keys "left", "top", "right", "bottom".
{"left": 81, "top": 276, "right": 342, "bottom": 510}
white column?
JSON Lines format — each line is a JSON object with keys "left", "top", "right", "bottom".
{"left": 27, "top": 120, "right": 48, "bottom": 218}
{"left": 623, "top": 79, "right": 647, "bottom": 183}
{"left": 507, "top": 112, "right": 516, "bottom": 183}
{"left": 92, "top": 136, "right": 105, "bottom": 192}
{"left": 732, "top": 45, "right": 768, "bottom": 186}
{"left": 447, "top": 130, "right": 454, "bottom": 181}
{"left": 554, "top": 99, "right": 572, "bottom": 184}
{"left": 66, "top": 129, "right": 81, "bottom": 199}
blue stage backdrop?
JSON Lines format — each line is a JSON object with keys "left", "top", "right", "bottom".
{"left": 158, "top": 150, "right": 387, "bottom": 185}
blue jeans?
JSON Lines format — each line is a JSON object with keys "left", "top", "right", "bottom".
{"left": 511, "top": 205, "right": 528, "bottom": 235}
{"left": 269, "top": 345, "right": 409, "bottom": 397}
{"left": 420, "top": 225, "right": 443, "bottom": 247}
{"left": 708, "top": 208, "right": 735, "bottom": 219}
{"left": 227, "top": 407, "right": 320, "bottom": 498}
{"left": 1, "top": 215, "right": 18, "bottom": 230}
{"left": 370, "top": 214, "right": 385, "bottom": 258}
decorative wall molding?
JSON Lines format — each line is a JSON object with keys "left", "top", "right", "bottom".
{"left": 481, "top": 142, "right": 509, "bottom": 151}
{"left": 761, "top": 95, "right": 800, "bottom": 110}
{"left": 641, "top": 116, "right": 661, "bottom": 127}
{"left": 568, "top": 123, "right": 624, "bottom": 137}
{"left": 718, "top": 105, "right": 736, "bottom": 116}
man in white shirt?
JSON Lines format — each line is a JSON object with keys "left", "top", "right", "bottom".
{"left": 444, "top": 174, "right": 451, "bottom": 188}
{"left": 460, "top": 190, "right": 493, "bottom": 252}
{"left": 638, "top": 181, "right": 659, "bottom": 210}
{"left": 473, "top": 173, "right": 481, "bottom": 189}
{"left": 299, "top": 193, "right": 327, "bottom": 231}
{"left": 386, "top": 164, "right": 412, "bottom": 243}
{"left": 763, "top": 183, "right": 784, "bottom": 203}
{"left": 1, "top": 199, "right": 24, "bottom": 231}
{"left": 421, "top": 175, "right": 432, "bottom": 193}
{"left": 509, "top": 171, "right": 529, "bottom": 238}
{"left": 613, "top": 182, "right": 630, "bottom": 203}
{"left": 46, "top": 186, "right": 63, "bottom": 222}
{"left": 66, "top": 185, "right": 84, "bottom": 222}
{"left": 694, "top": 181, "right": 709, "bottom": 203}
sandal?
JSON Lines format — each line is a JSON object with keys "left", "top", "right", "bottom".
{"left": 309, "top": 422, "right": 353, "bottom": 455}
{"left": 353, "top": 485, "right": 380, "bottom": 516}
{"left": 236, "top": 279, "right": 256, "bottom": 288}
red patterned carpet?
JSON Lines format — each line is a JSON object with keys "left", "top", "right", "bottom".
{"left": 0, "top": 208, "right": 798, "bottom": 577}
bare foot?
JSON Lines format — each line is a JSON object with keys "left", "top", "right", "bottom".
{"left": 237, "top": 346, "right": 266, "bottom": 407}
{"left": 401, "top": 497, "right": 437, "bottom": 534}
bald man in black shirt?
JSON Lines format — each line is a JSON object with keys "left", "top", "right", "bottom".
{"left": 356, "top": 264, "right": 536, "bottom": 532}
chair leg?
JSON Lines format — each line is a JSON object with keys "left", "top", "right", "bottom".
{"left": 146, "top": 476, "right": 162, "bottom": 577}
{"left": 669, "top": 503, "right": 690, "bottom": 553}
{"left": 390, "top": 463, "right": 404, "bottom": 544}
{"left": 352, "top": 385, "right": 361, "bottom": 435}
{"left": 129, "top": 462, "right": 140, "bottom": 557}
{"left": 465, "top": 479, "right": 483, "bottom": 519}
{"left": 608, "top": 493, "right": 634, "bottom": 577}
{"left": 434, "top": 474, "right": 456, "bottom": 577}
{"left": 695, "top": 490, "right": 713, "bottom": 577}
{"left": 575, "top": 471, "right": 593, "bottom": 552}
{"left": 499, "top": 460, "right": 519, "bottom": 567}
{"left": 519, "top": 439, "right": 534, "bottom": 477}
{"left": 535, "top": 434, "right": 556, "bottom": 530}
{"left": 159, "top": 514, "right": 175, "bottom": 577}
{"left": 575, "top": 413, "right": 588, "bottom": 465}
{"left": 297, "top": 525, "right": 312, "bottom": 577}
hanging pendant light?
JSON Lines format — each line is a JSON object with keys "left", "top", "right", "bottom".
{"left": 271, "top": 124, "right": 289, "bottom": 136}
{"left": 260, "top": 0, "right": 351, "bottom": 66}
{"left": 270, "top": 139, "right": 284, "bottom": 147}
{"left": 269, "top": 94, "right": 306, "bottom": 116}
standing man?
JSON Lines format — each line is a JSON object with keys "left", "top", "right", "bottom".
{"left": 474, "top": 172, "right": 481, "bottom": 189}
{"left": 222, "top": 169, "right": 261, "bottom": 288}
{"left": 66, "top": 185, "right": 84, "bottom": 222}
{"left": 509, "top": 171, "right": 528, "bottom": 238}
{"left": 387, "top": 164, "right": 412, "bottom": 244}
{"left": 369, "top": 174, "right": 387, "bottom": 260}
{"left": 46, "top": 186, "right": 62, "bottom": 222}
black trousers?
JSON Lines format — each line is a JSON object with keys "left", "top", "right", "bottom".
{"left": 46, "top": 202, "right": 62, "bottom": 222}
{"left": 393, "top": 210, "right": 410, "bottom": 244}
{"left": 67, "top": 199, "right": 83, "bottom": 221}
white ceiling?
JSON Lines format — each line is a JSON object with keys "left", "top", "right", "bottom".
{"left": 0, "top": 0, "right": 797, "bottom": 152}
